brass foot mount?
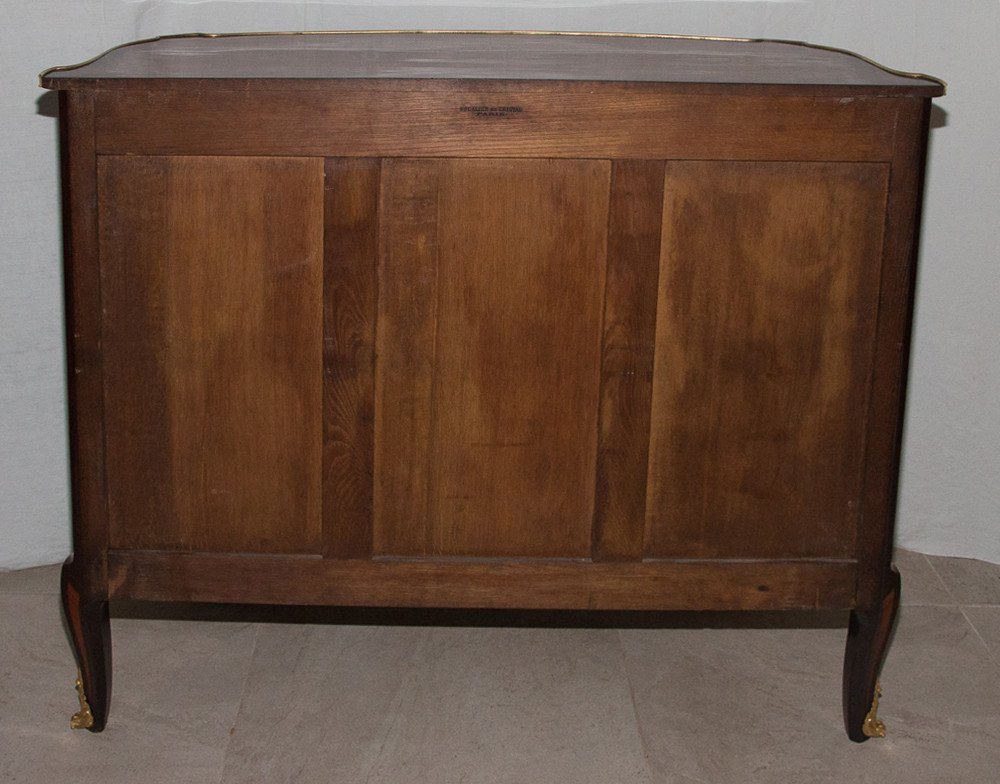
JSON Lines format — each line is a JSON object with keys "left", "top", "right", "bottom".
{"left": 862, "top": 679, "right": 886, "bottom": 738}
{"left": 70, "top": 670, "right": 95, "bottom": 730}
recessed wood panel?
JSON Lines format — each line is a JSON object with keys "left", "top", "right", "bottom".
{"left": 645, "top": 161, "right": 889, "bottom": 559}
{"left": 372, "top": 160, "right": 442, "bottom": 555}
{"left": 100, "top": 155, "right": 324, "bottom": 553}
{"left": 374, "top": 158, "right": 610, "bottom": 557}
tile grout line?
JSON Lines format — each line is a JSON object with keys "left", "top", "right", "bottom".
{"left": 958, "top": 608, "right": 1000, "bottom": 670}
{"left": 217, "top": 621, "right": 263, "bottom": 784}
{"left": 360, "top": 627, "right": 433, "bottom": 784}
{"left": 920, "top": 552, "right": 961, "bottom": 604}
{"left": 918, "top": 550, "right": 1000, "bottom": 668}
{"left": 615, "top": 629, "right": 656, "bottom": 777}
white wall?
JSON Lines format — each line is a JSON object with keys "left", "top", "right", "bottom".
{"left": 2, "top": 1, "right": 997, "bottom": 570}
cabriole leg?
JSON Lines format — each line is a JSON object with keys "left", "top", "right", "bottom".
{"left": 843, "top": 566, "right": 900, "bottom": 742}
{"left": 61, "top": 558, "right": 111, "bottom": 732}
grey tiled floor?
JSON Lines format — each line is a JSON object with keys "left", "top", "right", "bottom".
{"left": 1, "top": 550, "right": 998, "bottom": 783}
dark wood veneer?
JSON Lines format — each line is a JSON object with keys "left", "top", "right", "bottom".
{"left": 40, "top": 32, "right": 943, "bottom": 93}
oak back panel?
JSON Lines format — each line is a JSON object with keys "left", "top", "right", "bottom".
{"left": 374, "top": 158, "right": 610, "bottom": 557}
{"left": 645, "top": 161, "right": 889, "bottom": 558}
{"left": 100, "top": 155, "right": 324, "bottom": 553}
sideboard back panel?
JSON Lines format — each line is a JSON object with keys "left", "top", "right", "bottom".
{"left": 44, "top": 34, "right": 942, "bottom": 736}
{"left": 100, "top": 155, "right": 325, "bottom": 554}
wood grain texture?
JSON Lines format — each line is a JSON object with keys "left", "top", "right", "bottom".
{"left": 93, "top": 88, "right": 897, "bottom": 162}
{"left": 375, "top": 158, "right": 609, "bottom": 557}
{"left": 645, "top": 161, "right": 889, "bottom": 559}
{"left": 108, "top": 550, "right": 858, "bottom": 611}
{"left": 97, "top": 156, "right": 173, "bottom": 551}
{"left": 373, "top": 159, "right": 442, "bottom": 555}
{"left": 100, "top": 155, "right": 324, "bottom": 554}
{"left": 593, "top": 160, "right": 665, "bottom": 560}
{"left": 323, "top": 158, "right": 380, "bottom": 558}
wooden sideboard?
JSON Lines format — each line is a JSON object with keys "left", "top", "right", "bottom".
{"left": 41, "top": 32, "right": 943, "bottom": 740}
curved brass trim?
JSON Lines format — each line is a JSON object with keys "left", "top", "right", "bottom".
{"left": 39, "top": 30, "right": 946, "bottom": 92}
{"left": 862, "top": 679, "right": 887, "bottom": 739}
{"left": 70, "top": 670, "right": 94, "bottom": 730}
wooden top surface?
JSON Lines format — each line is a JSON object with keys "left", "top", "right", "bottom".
{"left": 41, "top": 32, "right": 944, "bottom": 95}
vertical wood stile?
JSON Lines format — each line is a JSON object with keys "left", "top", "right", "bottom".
{"left": 99, "top": 157, "right": 174, "bottom": 545}
{"left": 593, "top": 160, "right": 665, "bottom": 561}
{"left": 61, "top": 90, "right": 109, "bottom": 581}
{"left": 323, "top": 158, "right": 381, "bottom": 558}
